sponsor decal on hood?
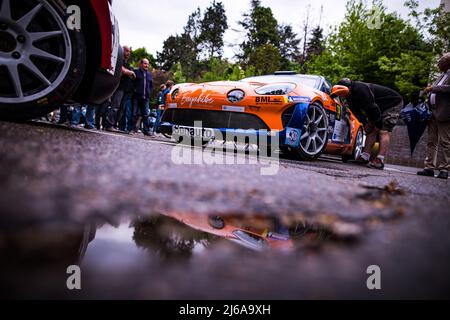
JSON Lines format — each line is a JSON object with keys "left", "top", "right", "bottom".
{"left": 287, "top": 96, "right": 312, "bottom": 103}
{"left": 181, "top": 94, "right": 214, "bottom": 107}
{"left": 255, "top": 96, "right": 285, "bottom": 105}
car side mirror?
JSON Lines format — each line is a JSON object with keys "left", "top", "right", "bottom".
{"left": 330, "top": 85, "right": 350, "bottom": 98}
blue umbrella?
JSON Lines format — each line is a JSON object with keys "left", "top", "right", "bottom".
{"left": 400, "top": 101, "right": 432, "bottom": 155}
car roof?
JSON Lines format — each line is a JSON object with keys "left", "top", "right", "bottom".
{"left": 241, "top": 74, "right": 324, "bottom": 90}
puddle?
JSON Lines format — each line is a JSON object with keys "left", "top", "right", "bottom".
{"left": 0, "top": 211, "right": 361, "bottom": 298}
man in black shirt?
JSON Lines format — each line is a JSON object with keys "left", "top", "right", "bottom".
{"left": 338, "top": 78, "right": 403, "bottom": 170}
{"left": 107, "top": 46, "right": 135, "bottom": 131}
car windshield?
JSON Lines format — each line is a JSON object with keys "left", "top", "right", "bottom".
{"left": 241, "top": 75, "right": 322, "bottom": 90}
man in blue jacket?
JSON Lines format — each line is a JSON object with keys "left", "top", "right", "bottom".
{"left": 132, "top": 58, "right": 153, "bottom": 136}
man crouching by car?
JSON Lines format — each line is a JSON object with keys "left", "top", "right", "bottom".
{"left": 337, "top": 78, "right": 403, "bottom": 170}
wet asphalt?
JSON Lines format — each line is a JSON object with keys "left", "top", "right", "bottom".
{"left": 0, "top": 120, "right": 449, "bottom": 299}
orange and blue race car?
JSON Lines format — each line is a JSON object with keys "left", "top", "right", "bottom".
{"left": 160, "top": 72, "right": 364, "bottom": 161}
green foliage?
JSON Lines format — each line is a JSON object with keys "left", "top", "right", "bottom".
{"left": 248, "top": 44, "right": 282, "bottom": 75}
{"left": 199, "top": 1, "right": 228, "bottom": 59}
{"left": 238, "top": 0, "right": 281, "bottom": 67}
{"left": 405, "top": 0, "right": 450, "bottom": 55}
{"left": 129, "top": 47, "right": 156, "bottom": 69}
{"left": 278, "top": 24, "right": 301, "bottom": 70}
{"left": 307, "top": 0, "right": 439, "bottom": 100}
{"left": 154, "top": 0, "right": 447, "bottom": 103}
{"left": 173, "top": 62, "right": 187, "bottom": 84}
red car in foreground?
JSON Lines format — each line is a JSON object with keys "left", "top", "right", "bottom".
{"left": 0, "top": 0, "right": 122, "bottom": 120}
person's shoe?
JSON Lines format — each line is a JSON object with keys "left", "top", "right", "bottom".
{"left": 367, "top": 158, "right": 385, "bottom": 170}
{"left": 352, "top": 155, "right": 370, "bottom": 165}
{"left": 84, "top": 125, "right": 95, "bottom": 130}
{"left": 437, "top": 171, "right": 448, "bottom": 180}
{"left": 105, "top": 127, "right": 119, "bottom": 132}
{"left": 417, "top": 169, "right": 435, "bottom": 177}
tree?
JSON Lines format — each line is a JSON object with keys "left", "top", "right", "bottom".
{"left": 129, "top": 47, "right": 156, "bottom": 69}
{"left": 199, "top": 1, "right": 228, "bottom": 60}
{"left": 238, "top": 0, "right": 280, "bottom": 67}
{"left": 157, "top": 8, "right": 203, "bottom": 80}
{"left": 307, "top": 0, "right": 434, "bottom": 100}
{"left": 306, "top": 26, "right": 325, "bottom": 62}
{"left": 405, "top": 0, "right": 450, "bottom": 55}
{"left": 156, "top": 35, "right": 181, "bottom": 71}
{"left": 248, "top": 44, "right": 282, "bottom": 75}
{"left": 278, "top": 24, "right": 301, "bottom": 70}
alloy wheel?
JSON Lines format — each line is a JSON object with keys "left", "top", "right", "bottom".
{"left": 0, "top": 0, "right": 72, "bottom": 103}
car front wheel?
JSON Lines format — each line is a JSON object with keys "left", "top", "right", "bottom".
{"left": 0, "top": 0, "right": 85, "bottom": 121}
{"left": 291, "top": 102, "right": 329, "bottom": 160}
{"left": 342, "top": 127, "right": 364, "bottom": 163}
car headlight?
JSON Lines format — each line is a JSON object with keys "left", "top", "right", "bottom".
{"left": 255, "top": 83, "right": 296, "bottom": 95}
{"left": 171, "top": 89, "right": 180, "bottom": 100}
{"left": 227, "top": 89, "right": 245, "bottom": 103}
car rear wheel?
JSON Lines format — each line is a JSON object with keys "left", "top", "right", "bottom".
{"left": 0, "top": 0, "right": 85, "bottom": 121}
{"left": 292, "top": 102, "right": 329, "bottom": 160}
{"left": 342, "top": 127, "right": 364, "bottom": 163}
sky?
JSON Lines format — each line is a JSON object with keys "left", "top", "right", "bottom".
{"left": 112, "top": 0, "right": 442, "bottom": 61}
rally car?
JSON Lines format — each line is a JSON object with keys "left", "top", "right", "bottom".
{"left": 160, "top": 72, "right": 364, "bottom": 161}
{"left": 163, "top": 212, "right": 294, "bottom": 251}
{"left": 0, "top": 0, "right": 122, "bottom": 120}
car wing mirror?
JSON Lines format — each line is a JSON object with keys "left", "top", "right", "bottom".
{"left": 330, "top": 85, "right": 350, "bottom": 98}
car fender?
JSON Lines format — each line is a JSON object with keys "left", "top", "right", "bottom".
{"left": 281, "top": 102, "right": 310, "bottom": 148}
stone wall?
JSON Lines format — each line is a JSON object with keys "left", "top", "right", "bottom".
{"left": 386, "top": 125, "right": 428, "bottom": 168}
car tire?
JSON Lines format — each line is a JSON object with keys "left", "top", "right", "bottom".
{"left": 0, "top": 0, "right": 86, "bottom": 121}
{"left": 342, "top": 127, "right": 364, "bottom": 163}
{"left": 292, "top": 102, "right": 329, "bottom": 160}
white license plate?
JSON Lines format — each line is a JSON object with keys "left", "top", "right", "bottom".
{"left": 172, "top": 125, "right": 216, "bottom": 139}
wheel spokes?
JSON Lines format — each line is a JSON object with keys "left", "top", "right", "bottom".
{"left": 306, "top": 137, "right": 313, "bottom": 151}
{"left": 16, "top": 3, "right": 43, "bottom": 29}
{"left": 316, "top": 135, "right": 324, "bottom": 145}
{"left": 315, "top": 114, "right": 323, "bottom": 125}
{"left": 0, "top": 0, "right": 72, "bottom": 102}
{"left": 29, "top": 31, "right": 63, "bottom": 42}
{"left": 300, "top": 105, "right": 328, "bottom": 155}
{"left": 6, "top": 64, "right": 23, "bottom": 97}
{"left": 23, "top": 58, "right": 51, "bottom": 86}
{"left": 29, "top": 46, "right": 65, "bottom": 63}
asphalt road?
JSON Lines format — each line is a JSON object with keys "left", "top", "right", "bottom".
{"left": 0, "top": 120, "right": 449, "bottom": 299}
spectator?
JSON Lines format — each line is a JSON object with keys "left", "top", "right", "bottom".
{"left": 152, "top": 84, "right": 167, "bottom": 134}
{"left": 161, "top": 80, "right": 175, "bottom": 106}
{"left": 337, "top": 78, "right": 403, "bottom": 170}
{"left": 72, "top": 105, "right": 96, "bottom": 130}
{"left": 131, "top": 58, "right": 153, "bottom": 136}
{"left": 417, "top": 52, "right": 450, "bottom": 180}
{"left": 107, "top": 46, "right": 136, "bottom": 132}
{"left": 94, "top": 100, "right": 110, "bottom": 130}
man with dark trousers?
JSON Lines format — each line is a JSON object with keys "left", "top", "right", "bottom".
{"left": 417, "top": 52, "right": 450, "bottom": 180}
{"left": 107, "top": 46, "right": 135, "bottom": 131}
{"left": 337, "top": 78, "right": 403, "bottom": 170}
{"left": 132, "top": 58, "right": 153, "bottom": 136}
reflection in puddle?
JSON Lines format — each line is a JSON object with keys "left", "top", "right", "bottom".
{"left": 0, "top": 212, "right": 336, "bottom": 298}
